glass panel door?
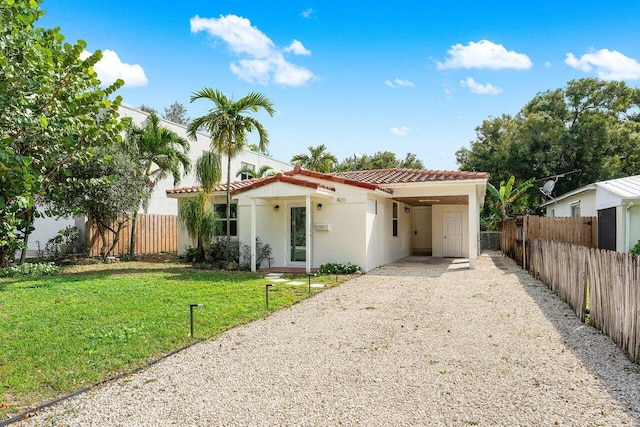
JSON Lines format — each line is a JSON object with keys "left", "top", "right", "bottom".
{"left": 290, "top": 206, "right": 306, "bottom": 262}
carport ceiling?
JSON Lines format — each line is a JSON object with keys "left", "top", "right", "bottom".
{"left": 394, "top": 195, "right": 469, "bottom": 206}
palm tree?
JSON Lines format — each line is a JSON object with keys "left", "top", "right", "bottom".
{"left": 291, "top": 144, "right": 338, "bottom": 173}
{"left": 187, "top": 89, "right": 275, "bottom": 259}
{"left": 487, "top": 176, "right": 535, "bottom": 221}
{"left": 235, "top": 164, "right": 275, "bottom": 179}
{"left": 178, "top": 152, "right": 222, "bottom": 262}
{"left": 126, "top": 113, "right": 191, "bottom": 257}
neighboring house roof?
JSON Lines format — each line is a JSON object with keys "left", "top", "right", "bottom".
{"left": 166, "top": 165, "right": 488, "bottom": 197}
{"left": 539, "top": 184, "right": 596, "bottom": 208}
{"left": 540, "top": 175, "right": 640, "bottom": 208}
{"left": 597, "top": 175, "right": 640, "bottom": 199}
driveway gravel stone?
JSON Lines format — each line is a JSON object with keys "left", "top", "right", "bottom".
{"left": 21, "top": 253, "right": 640, "bottom": 426}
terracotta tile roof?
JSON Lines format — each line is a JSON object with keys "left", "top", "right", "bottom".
{"left": 166, "top": 166, "right": 488, "bottom": 196}
{"left": 166, "top": 178, "right": 263, "bottom": 195}
{"left": 330, "top": 168, "right": 490, "bottom": 184}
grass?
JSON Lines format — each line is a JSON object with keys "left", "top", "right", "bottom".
{"left": 0, "top": 260, "right": 343, "bottom": 419}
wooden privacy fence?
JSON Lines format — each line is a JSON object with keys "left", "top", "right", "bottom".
{"left": 501, "top": 216, "right": 597, "bottom": 265}
{"left": 527, "top": 239, "right": 640, "bottom": 364}
{"left": 87, "top": 214, "right": 177, "bottom": 257}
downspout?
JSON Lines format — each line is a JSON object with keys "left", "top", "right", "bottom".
{"left": 626, "top": 201, "right": 634, "bottom": 252}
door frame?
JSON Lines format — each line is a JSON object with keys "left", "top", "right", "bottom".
{"left": 286, "top": 203, "right": 307, "bottom": 266}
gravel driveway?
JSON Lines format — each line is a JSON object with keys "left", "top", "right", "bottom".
{"left": 22, "top": 253, "right": 640, "bottom": 426}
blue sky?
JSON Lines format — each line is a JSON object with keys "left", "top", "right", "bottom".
{"left": 41, "top": 1, "right": 640, "bottom": 171}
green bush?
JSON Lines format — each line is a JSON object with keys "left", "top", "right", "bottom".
{"left": 319, "top": 262, "right": 362, "bottom": 274}
{"left": 239, "top": 237, "right": 272, "bottom": 270}
{"left": 206, "top": 238, "right": 240, "bottom": 269}
{"left": 0, "top": 262, "right": 59, "bottom": 278}
{"left": 631, "top": 240, "right": 640, "bottom": 256}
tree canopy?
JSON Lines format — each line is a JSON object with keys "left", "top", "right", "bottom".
{"left": 0, "top": 0, "right": 124, "bottom": 266}
{"left": 457, "top": 78, "right": 640, "bottom": 209}
{"left": 291, "top": 144, "right": 338, "bottom": 173}
{"left": 335, "top": 151, "right": 425, "bottom": 171}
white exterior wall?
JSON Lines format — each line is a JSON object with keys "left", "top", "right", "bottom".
{"left": 27, "top": 216, "right": 76, "bottom": 256}
{"left": 629, "top": 204, "right": 640, "bottom": 252}
{"left": 382, "top": 200, "right": 413, "bottom": 267}
{"left": 431, "top": 205, "right": 469, "bottom": 258}
{"left": 365, "top": 197, "right": 387, "bottom": 271}
{"left": 544, "top": 191, "right": 596, "bottom": 217}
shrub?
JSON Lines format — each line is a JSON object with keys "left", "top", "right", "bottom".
{"left": 319, "top": 262, "right": 362, "bottom": 274}
{"left": 239, "top": 237, "right": 272, "bottom": 270}
{"left": 631, "top": 240, "right": 640, "bottom": 256}
{"left": 206, "top": 238, "right": 240, "bottom": 269}
{"left": 0, "top": 262, "right": 59, "bottom": 278}
{"left": 180, "top": 246, "right": 200, "bottom": 263}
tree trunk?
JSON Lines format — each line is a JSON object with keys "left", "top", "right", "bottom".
{"left": 225, "top": 153, "right": 232, "bottom": 262}
{"left": 129, "top": 211, "right": 138, "bottom": 258}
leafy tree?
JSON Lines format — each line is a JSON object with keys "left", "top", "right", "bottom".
{"left": 487, "top": 176, "right": 535, "bottom": 222}
{"left": 187, "top": 89, "right": 274, "bottom": 260}
{"left": 138, "top": 104, "right": 158, "bottom": 115}
{"left": 457, "top": 78, "right": 640, "bottom": 209}
{"left": 400, "top": 152, "right": 424, "bottom": 169}
{"left": 124, "top": 113, "right": 191, "bottom": 257}
{"left": 235, "top": 165, "right": 275, "bottom": 179}
{"left": 178, "top": 152, "right": 222, "bottom": 262}
{"left": 48, "top": 147, "right": 147, "bottom": 261}
{"left": 0, "top": 0, "right": 124, "bottom": 266}
{"left": 291, "top": 144, "right": 338, "bottom": 172}
{"left": 162, "top": 101, "right": 189, "bottom": 126}
{"left": 335, "top": 151, "right": 425, "bottom": 171}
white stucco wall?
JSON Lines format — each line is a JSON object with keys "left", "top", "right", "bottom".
{"left": 544, "top": 190, "right": 596, "bottom": 217}
{"left": 431, "top": 205, "right": 469, "bottom": 258}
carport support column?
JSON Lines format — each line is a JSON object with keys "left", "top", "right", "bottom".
{"left": 468, "top": 189, "right": 479, "bottom": 269}
{"left": 250, "top": 198, "right": 257, "bottom": 272}
{"left": 305, "top": 195, "right": 311, "bottom": 273}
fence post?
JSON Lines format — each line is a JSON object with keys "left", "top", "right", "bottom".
{"left": 522, "top": 229, "right": 527, "bottom": 271}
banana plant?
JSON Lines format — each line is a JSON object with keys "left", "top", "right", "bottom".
{"left": 487, "top": 176, "right": 535, "bottom": 220}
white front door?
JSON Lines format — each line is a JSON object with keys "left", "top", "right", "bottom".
{"left": 443, "top": 212, "right": 463, "bottom": 257}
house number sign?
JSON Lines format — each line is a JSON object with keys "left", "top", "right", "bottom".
{"left": 337, "top": 197, "right": 346, "bottom": 203}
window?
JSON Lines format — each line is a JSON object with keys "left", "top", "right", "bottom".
{"left": 214, "top": 203, "right": 238, "bottom": 236}
{"left": 392, "top": 202, "right": 398, "bottom": 237}
{"left": 240, "top": 162, "right": 255, "bottom": 180}
{"left": 571, "top": 204, "right": 581, "bottom": 217}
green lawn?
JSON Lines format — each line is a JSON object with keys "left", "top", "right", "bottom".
{"left": 0, "top": 261, "right": 341, "bottom": 419}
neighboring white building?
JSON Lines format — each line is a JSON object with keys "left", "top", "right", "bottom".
{"left": 25, "top": 105, "right": 291, "bottom": 257}
{"left": 540, "top": 175, "right": 640, "bottom": 252}
{"left": 167, "top": 166, "right": 489, "bottom": 272}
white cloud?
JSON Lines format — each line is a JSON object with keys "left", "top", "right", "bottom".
{"left": 565, "top": 49, "right": 640, "bottom": 80}
{"left": 285, "top": 39, "right": 311, "bottom": 56}
{"left": 390, "top": 126, "right": 410, "bottom": 136}
{"left": 460, "top": 77, "right": 502, "bottom": 95}
{"left": 437, "top": 40, "right": 532, "bottom": 70}
{"left": 301, "top": 8, "right": 313, "bottom": 18}
{"left": 544, "top": 61, "right": 553, "bottom": 68}
{"left": 81, "top": 49, "right": 147, "bottom": 87}
{"left": 385, "top": 78, "right": 414, "bottom": 88}
{"left": 191, "top": 14, "right": 314, "bottom": 86}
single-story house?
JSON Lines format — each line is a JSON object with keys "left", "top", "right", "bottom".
{"left": 540, "top": 175, "right": 640, "bottom": 252}
{"left": 167, "top": 166, "right": 489, "bottom": 272}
